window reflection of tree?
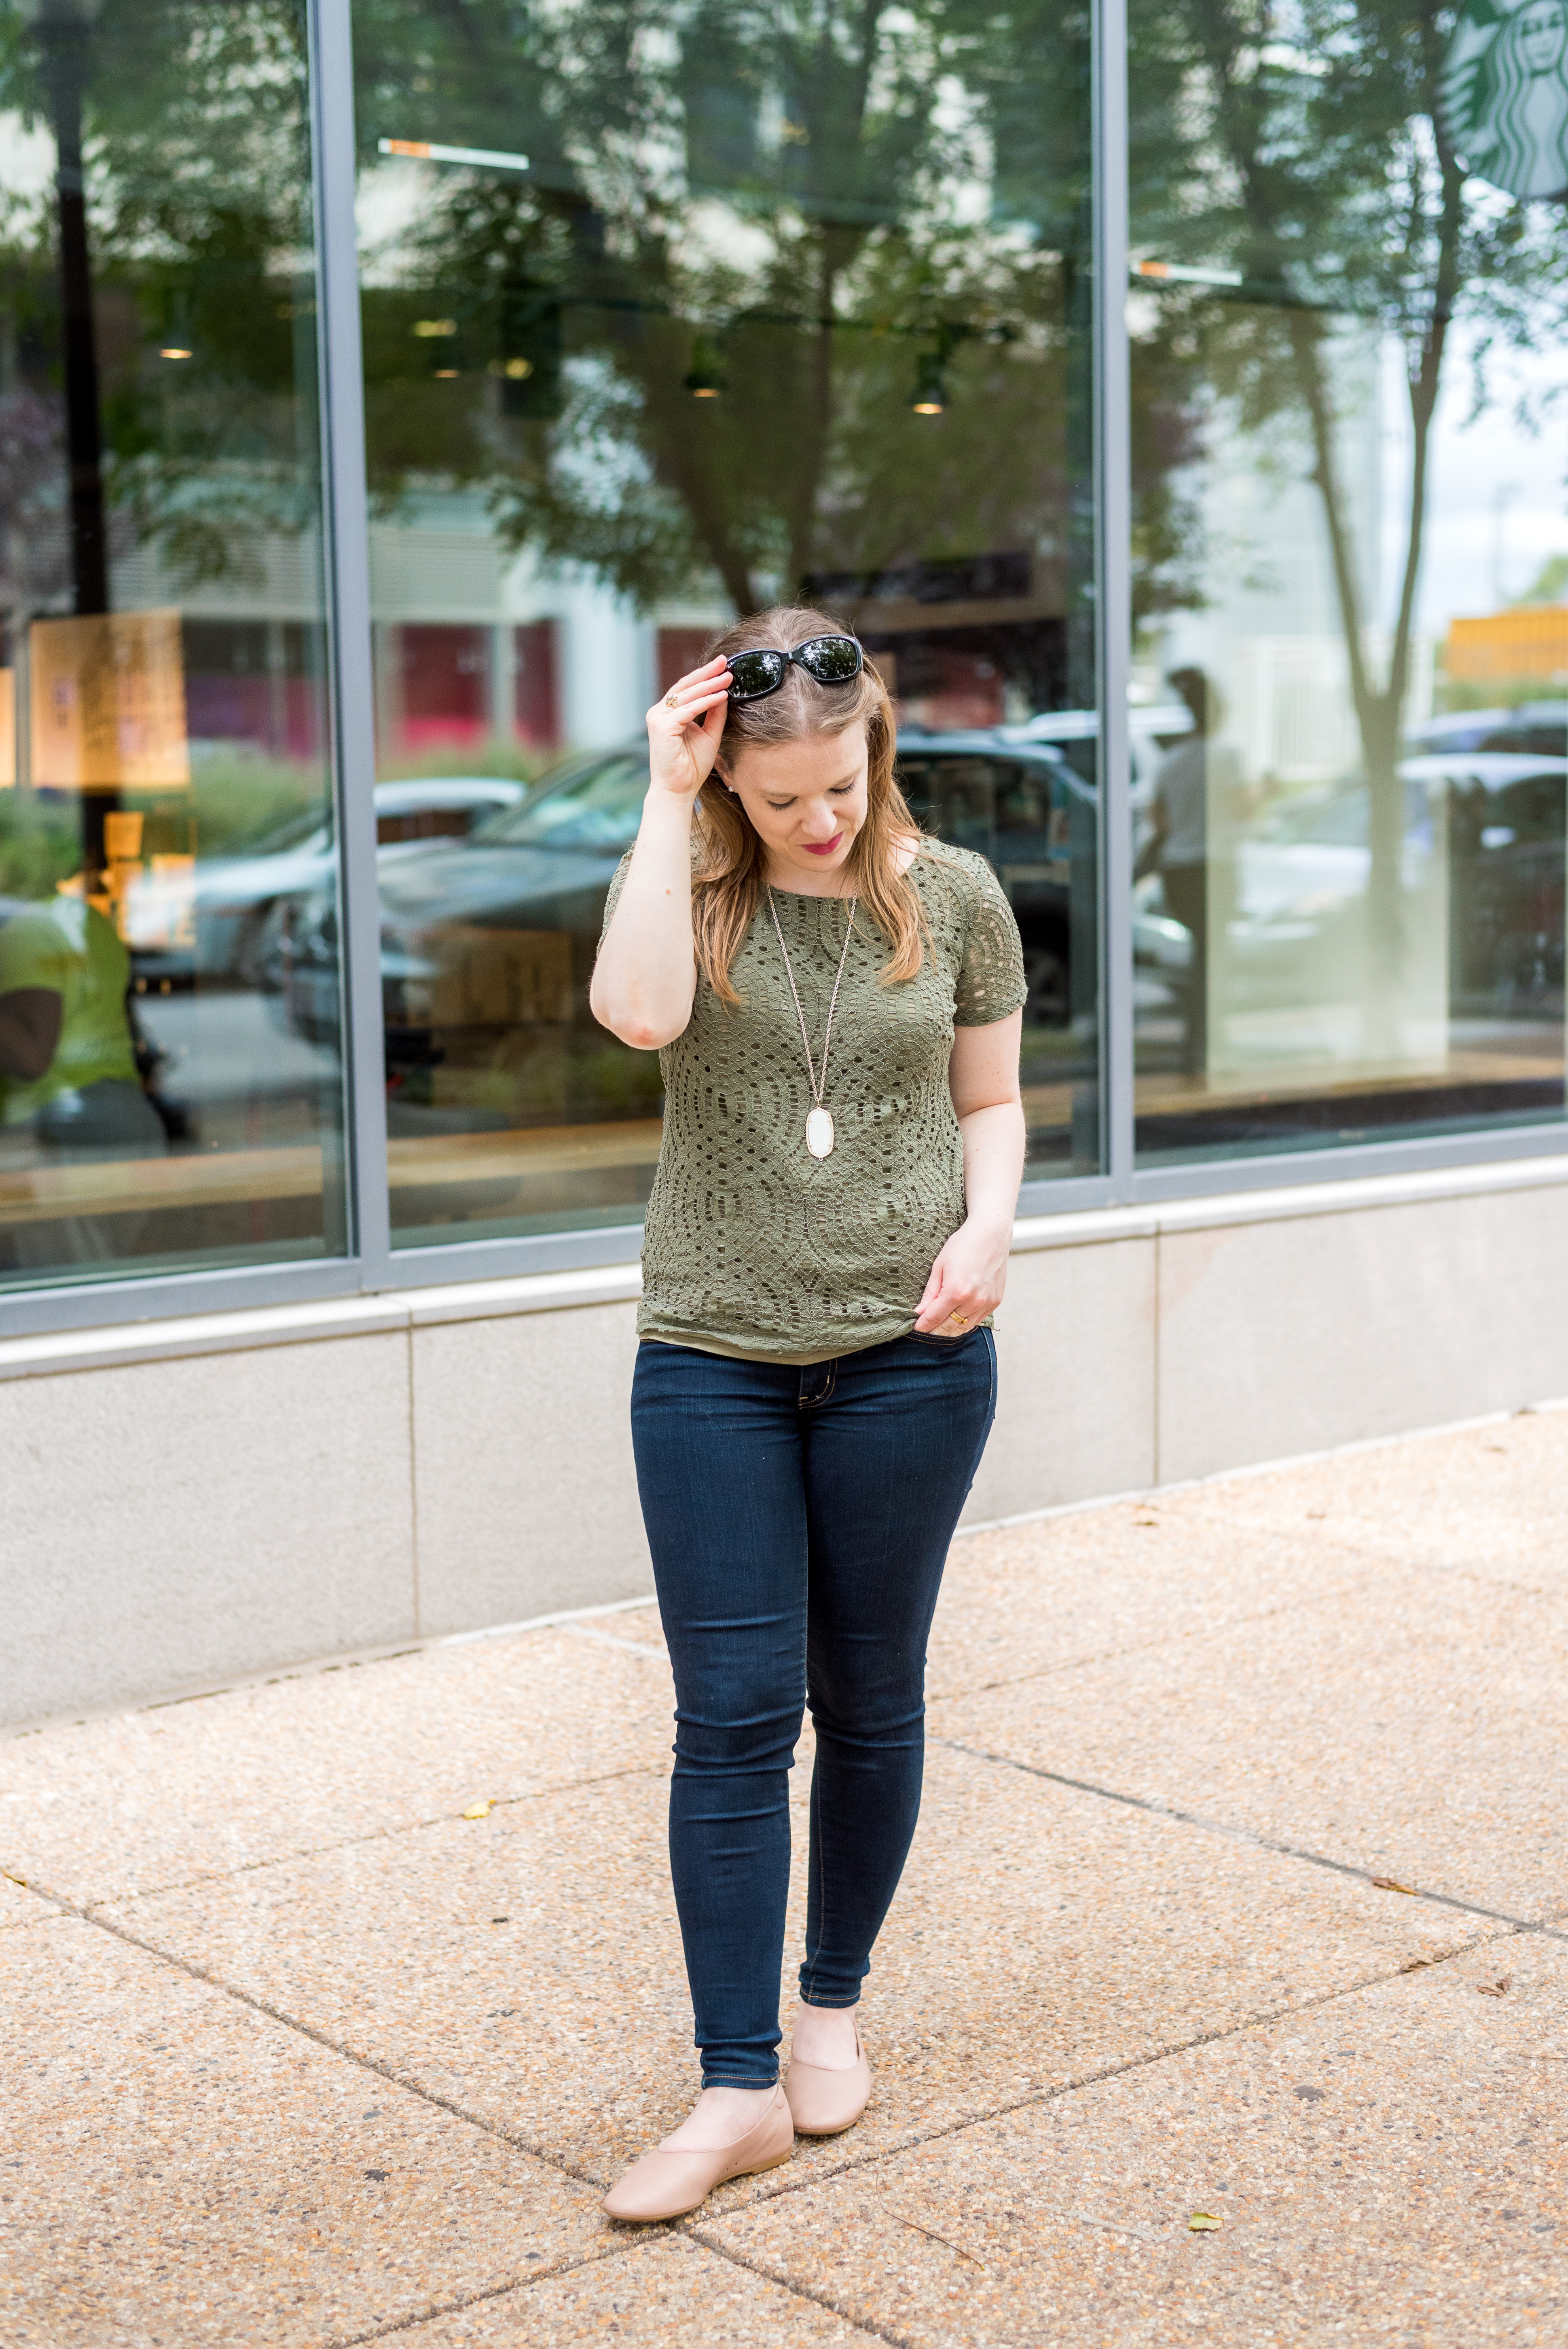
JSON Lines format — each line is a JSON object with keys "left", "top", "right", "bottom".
{"left": 1129, "top": 0, "right": 1568, "bottom": 1037}
{"left": 352, "top": 0, "right": 1108, "bottom": 662}
{"left": 2, "top": 0, "right": 325, "bottom": 892}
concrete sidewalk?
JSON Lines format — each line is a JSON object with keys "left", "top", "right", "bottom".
{"left": 4, "top": 1410, "right": 1567, "bottom": 2347}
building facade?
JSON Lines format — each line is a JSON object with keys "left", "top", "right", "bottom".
{"left": 6, "top": 0, "right": 1568, "bottom": 1725}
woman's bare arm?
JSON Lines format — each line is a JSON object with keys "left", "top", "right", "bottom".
{"left": 913, "top": 1009, "right": 1025, "bottom": 1333}
{"left": 590, "top": 657, "right": 732, "bottom": 1050}
{"left": 0, "top": 987, "right": 63, "bottom": 1082}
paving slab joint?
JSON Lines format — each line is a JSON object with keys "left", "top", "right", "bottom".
{"left": 687, "top": 1932, "right": 1524, "bottom": 2230}
{"left": 931, "top": 1735, "right": 1568, "bottom": 1946}
{"left": 927, "top": 1574, "right": 1366, "bottom": 1707}
{"left": 323, "top": 2240, "right": 637, "bottom": 2348}
{"left": 7, "top": 1752, "right": 1544, "bottom": 2346}
{"left": 25, "top": 1852, "right": 1505, "bottom": 2345}
{"left": 8, "top": 1866, "right": 619, "bottom": 2197}
{"left": 57, "top": 1759, "right": 666, "bottom": 1916}
{"left": 683, "top": 2226, "right": 919, "bottom": 2348}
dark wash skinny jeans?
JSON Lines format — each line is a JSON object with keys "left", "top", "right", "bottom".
{"left": 630, "top": 1326, "right": 998, "bottom": 2088}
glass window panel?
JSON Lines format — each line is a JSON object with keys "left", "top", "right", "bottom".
{"left": 1130, "top": 0, "right": 1568, "bottom": 1164}
{"left": 351, "top": 0, "right": 1102, "bottom": 1251}
{"left": 0, "top": 0, "right": 346, "bottom": 1290}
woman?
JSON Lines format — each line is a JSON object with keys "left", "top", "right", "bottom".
{"left": 590, "top": 605, "right": 1026, "bottom": 2222}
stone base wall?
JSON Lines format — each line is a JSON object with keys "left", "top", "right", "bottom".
{"left": 7, "top": 1155, "right": 1568, "bottom": 1728}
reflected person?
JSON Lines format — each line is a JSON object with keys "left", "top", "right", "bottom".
{"left": 1147, "top": 667, "right": 1245, "bottom": 1077}
{"left": 0, "top": 896, "right": 168, "bottom": 1251}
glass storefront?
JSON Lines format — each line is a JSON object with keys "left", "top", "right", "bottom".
{"left": 1128, "top": 0, "right": 1568, "bottom": 1164}
{"left": 0, "top": 0, "right": 345, "bottom": 1288}
{"left": 347, "top": 0, "right": 1102, "bottom": 1249}
{"left": 5, "top": 0, "right": 1568, "bottom": 1313}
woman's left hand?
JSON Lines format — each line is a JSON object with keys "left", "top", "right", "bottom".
{"left": 914, "top": 1217, "right": 1011, "bottom": 1335}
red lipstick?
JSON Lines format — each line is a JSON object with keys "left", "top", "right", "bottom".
{"left": 803, "top": 834, "right": 844, "bottom": 856}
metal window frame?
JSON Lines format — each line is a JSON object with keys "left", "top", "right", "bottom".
{"left": 0, "top": 0, "right": 375, "bottom": 1343}
{"left": 312, "top": 0, "right": 390, "bottom": 1289}
{"left": 1096, "top": 0, "right": 1134, "bottom": 1208}
{"left": 4, "top": 0, "right": 1568, "bottom": 1344}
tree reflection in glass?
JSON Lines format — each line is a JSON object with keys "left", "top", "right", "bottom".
{"left": 350, "top": 0, "right": 1107, "bottom": 1245}
{"left": 1130, "top": 0, "right": 1568, "bottom": 1160}
{"left": 0, "top": 0, "right": 345, "bottom": 1283}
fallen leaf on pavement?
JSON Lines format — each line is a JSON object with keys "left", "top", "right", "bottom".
{"left": 2, "top": 1870, "right": 26, "bottom": 1887}
{"left": 1477, "top": 1975, "right": 1513, "bottom": 1998}
{"left": 1370, "top": 1876, "right": 1416, "bottom": 1894}
{"left": 1189, "top": 2212, "right": 1222, "bottom": 2232}
{"left": 462, "top": 1800, "right": 494, "bottom": 1820}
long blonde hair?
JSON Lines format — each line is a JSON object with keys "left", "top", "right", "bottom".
{"left": 693, "top": 605, "right": 927, "bottom": 1006}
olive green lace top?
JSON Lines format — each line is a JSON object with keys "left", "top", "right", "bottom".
{"left": 600, "top": 841, "right": 1027, "bottom": 1364}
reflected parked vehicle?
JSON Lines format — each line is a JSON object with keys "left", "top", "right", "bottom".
{"left": 120, "top": 777, "right": 528, "bottom": 988}
{"left": 1169, "top": 754, "right": 1568, "bottom": 1008}
{"left": 1403, "top": 703, "right": 1568, "bottom": 761}
{"left": 894, "top": 729, "right": 1092, "bottom": 1026}
{"left": 1419, "top": 753, "right": 1568, "bottom": 1003}
{"left": 277, "top": 731, "right": 1119, "bottom": 1085}
{"left": 276, "top": 748, "right": 649, "bottom": 1073}
{"left": 1220, "top": 771, "right": 1442, "bottom": 1009}
{"left": 897, "top": 727, "right": 1193, "bottom": 1010}
{"left": 999, "top": 702, "right": 1193, "bottom": 874}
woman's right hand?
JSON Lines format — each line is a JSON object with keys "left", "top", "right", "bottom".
{"left": 647, "top": 657, "right": 732, "bottom": 799}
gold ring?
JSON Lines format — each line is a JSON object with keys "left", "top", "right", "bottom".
{"left": 949, "top": 1313, "right": 969, "bottom": 1329}
{"left": 665, "top": 691, "right": 679, "bottom": 708}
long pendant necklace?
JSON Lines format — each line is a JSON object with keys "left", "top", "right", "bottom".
{"left": 767, "top": 887, "right": 857, "bottom": 1161}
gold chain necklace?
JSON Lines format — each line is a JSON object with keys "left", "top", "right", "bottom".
{"left": 766, "top": 888, "right": 857, "bottom": 1160}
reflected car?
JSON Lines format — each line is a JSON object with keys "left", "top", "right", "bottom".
{"left": 1403, "top": 703, "right": 1568, "bottom": 762}
{"left": 1413, "top": 752, "right": 1568, "bottom": 1001}
{"left": 121, "top": 776, "right": 528, "bottom": 988}
{"left": 1201, "top": 754, "right": 1566, "bottom": 1005}
{"left": 275, "top": 730, "right": 1117, "bottom": 1075}
{"left": 997, "top": 701, "right": 1193, "bottom": 791}
{"left": 894, "top": 728, "right": 1094, "bottom": 1025}
{"left": 276, "top": 747, "right": 650, "bottom": 1066}
{"left": 897, "top": 726, "right": 1193, "bottom": 1009}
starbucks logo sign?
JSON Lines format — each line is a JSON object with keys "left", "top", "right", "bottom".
{"left": 1443, "top": 0, "right": 1568, "bottom": 196}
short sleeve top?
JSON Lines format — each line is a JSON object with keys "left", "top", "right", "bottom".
{"left": 599, "top": 841, "right": 1027, "bottom": 1363}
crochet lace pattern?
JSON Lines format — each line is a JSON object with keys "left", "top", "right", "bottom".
{"left": 600, "top": 841, "right": 1027, "bottom": 1364}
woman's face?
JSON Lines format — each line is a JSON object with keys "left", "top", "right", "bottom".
{"left": 1520, "top": 0, "right": 1566, "bottom": 72}
{"left": 719, "top": 721, "right": 870, "bottom": 892}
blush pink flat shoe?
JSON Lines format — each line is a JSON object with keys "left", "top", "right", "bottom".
{"left": 601, "top": 2085, "right": 793, "bottom": 2222}
{"left": 785, "top": 2015, "right": 871, "bottom": 2136}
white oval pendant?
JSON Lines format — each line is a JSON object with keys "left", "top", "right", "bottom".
{"left": 805, "top": 1107, "right": 836, "bottom": 1160}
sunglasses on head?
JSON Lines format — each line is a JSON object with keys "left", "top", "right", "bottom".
{"left": 726, "top": 634, "right": 864, "bottom": 703}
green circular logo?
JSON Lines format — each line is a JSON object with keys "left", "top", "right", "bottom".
{"left": 1442, "top": 0, "right": 1568, "bottom": 198}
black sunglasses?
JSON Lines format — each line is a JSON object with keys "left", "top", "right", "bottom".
{"left": 726, "top": 634, "right": 864, "bottom": 703}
